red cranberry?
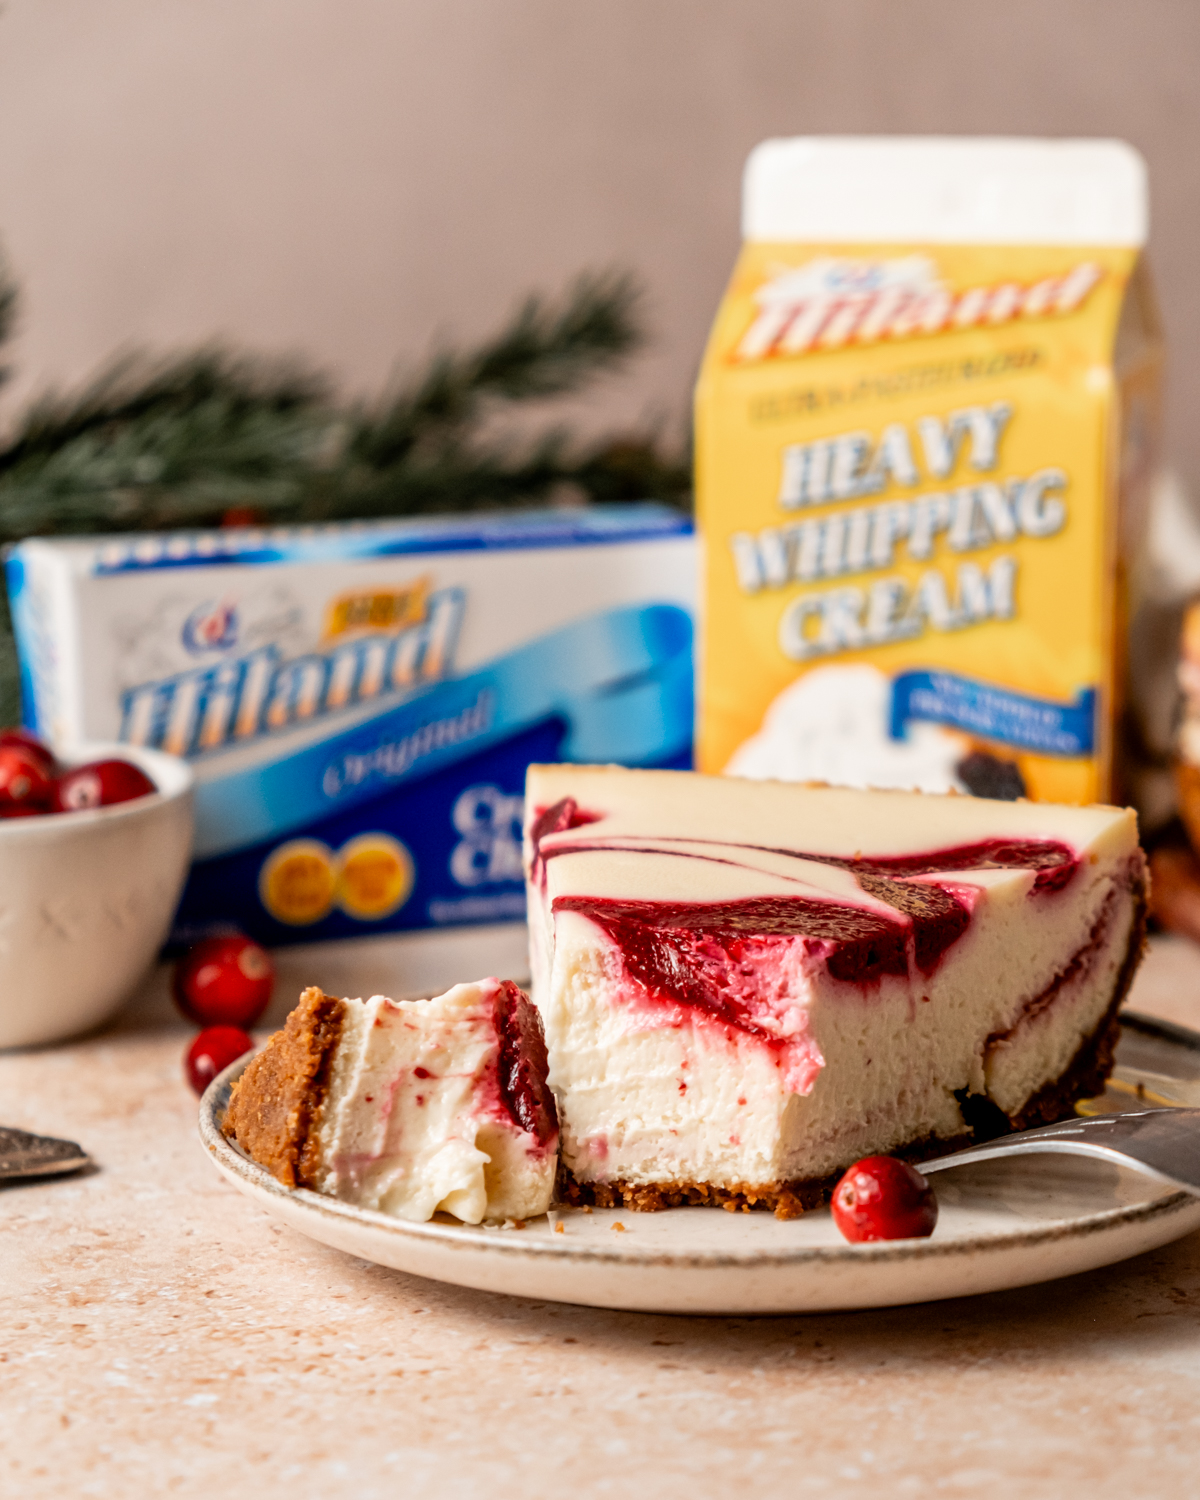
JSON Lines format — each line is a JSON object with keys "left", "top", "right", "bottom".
{"left": 54, "top": 758, "right": 157, "bottom": 812}
{"left": 831, "top": 1156, "right": 939, "bottom": 1243}
{"left": 173, "top": 936, "right": 275, "bottom": 1028}
{"left": 185, "top": 1026, "right": 254, "bottom": 1095}
{"left": 0, "top": 745, "right": 54, "bottom": 811}
{"left": 0, "top": 728, "right": 56, "bottom": 772}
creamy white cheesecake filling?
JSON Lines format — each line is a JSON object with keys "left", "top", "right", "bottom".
{"left": 312, "top": 981, "right": 557, "bottom": 1224}
{"left": 524, "top": 767, "right": 1144, "bottom": 1192}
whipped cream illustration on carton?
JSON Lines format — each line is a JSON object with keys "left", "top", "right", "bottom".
{"left": 696, "top": 137, "right": 1162, "bottom": 804}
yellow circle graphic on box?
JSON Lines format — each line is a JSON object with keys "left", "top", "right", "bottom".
{"left": 336, "top": 833, "right": 414, "bottom": 921}
{"left": 259, "top": 840, "right": 338, "bottom": 926}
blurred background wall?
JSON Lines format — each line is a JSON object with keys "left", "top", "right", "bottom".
{"left": 1, "top": 0, "right": 1198, "bottom": 482}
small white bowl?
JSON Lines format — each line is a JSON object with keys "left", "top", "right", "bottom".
{"left": 0, "top": 742, "right": 194, "bottom": 1048}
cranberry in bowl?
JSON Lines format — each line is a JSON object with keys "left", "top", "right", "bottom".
{"left": 0, "top": 739, "right": 194, "bottom": 1048}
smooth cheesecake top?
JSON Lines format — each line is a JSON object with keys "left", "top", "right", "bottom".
{"left": 523, "top": 766, "right": 1141, "bottom": 988}
{"left": 525, "top": 765, "right": 1137, "bottom": 868}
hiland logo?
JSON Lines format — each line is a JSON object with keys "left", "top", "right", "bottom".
{"left": 121, "top": 587, "right": 465, "bottom": 757}
{"left": 736, "top": 255, "right": 1104, "bottom": 361}
{"left": 182, "top": 599, "right": 239, "bottom": 653}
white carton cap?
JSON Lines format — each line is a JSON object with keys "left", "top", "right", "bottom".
{"left": 743, "top": 137, "right": 1148, "bottom": 247}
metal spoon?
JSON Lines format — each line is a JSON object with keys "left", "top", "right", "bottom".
{"left": 0, "top": 1125, "right": 92, "bottom": 1182}
{"left": 919, "top": 1108, "right": 1200, "bottom": 1196}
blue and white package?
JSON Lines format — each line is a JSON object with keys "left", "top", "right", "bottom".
{"left": 7, "top": 506, "right": 695, "bottom": 953}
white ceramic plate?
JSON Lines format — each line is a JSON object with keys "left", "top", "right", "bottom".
{"left": 199, "top": 1012, "right": 1200, "bottom": 1315}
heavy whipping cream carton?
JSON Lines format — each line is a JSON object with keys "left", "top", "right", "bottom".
{"left": 696, "top": 138, "right": 1162, "bottom": 805}
{"left": 7, "top": 506, "right": 694, "bottom": 952}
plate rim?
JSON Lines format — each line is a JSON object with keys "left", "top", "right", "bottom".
{"left": 198, "top": 1009, "right": 1200, "bottom": 1272}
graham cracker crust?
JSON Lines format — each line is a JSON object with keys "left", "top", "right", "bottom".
{"left": 559, "top": 860, "right": 1150, "bottom": 1222}
{"left": 222, "top": 986, "right": 344, "bottom": 1188}
{"left": 555, "top": 1134, "right": 972, "bottom": 1222}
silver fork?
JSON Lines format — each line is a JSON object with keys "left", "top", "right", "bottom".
{"left": 919, "top": 1108, "right": 1200, "bottom": 1196}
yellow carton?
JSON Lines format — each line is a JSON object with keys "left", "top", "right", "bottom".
{"left": 696, "top": 138, "right": 1162, "bottom": 805}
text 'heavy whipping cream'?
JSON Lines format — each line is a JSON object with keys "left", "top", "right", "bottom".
{"left": 696, "top": 138, "right": 1163, "bottom": 805}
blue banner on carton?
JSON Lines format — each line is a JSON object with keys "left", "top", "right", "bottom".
{"left": 890, "top": 670, "right": 1096, "bottom": 757}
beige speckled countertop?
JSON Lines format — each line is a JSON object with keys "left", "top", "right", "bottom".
{"left": 5, "top": 935, "right": 1200, "bottom": 1499}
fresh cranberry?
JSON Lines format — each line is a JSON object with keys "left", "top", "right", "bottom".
{"left": 54, "top": 758, "right": 157, "bottom": 812}
{"left": 831, "top": 1156, "right": 939, "bottom": 1243}
{"left": 0, "top": 745, "right": 54, "bottom": 811}
{"left": 185, "top": 1025, "right": 254, "bottom": 1095}
{"left": 173, "top": 936, "right": 275, "bottom": 1028}
{"left": 0, "top": 802, "right": 46, "bottom": 819}
{"left": 0, "top": 728, "right": 56, "bottom": 772}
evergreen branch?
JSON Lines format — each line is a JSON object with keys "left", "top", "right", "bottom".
{"left": 567, "top": 433, "right": 692, "bottom": 506}
{"left": 0, "top": 274, "right": 655, "bottom": 543}
{"left": 0, "top": 258, "right": 18, "bottom": 394}
{"left": 469, "top": 269, "right": 644, "bottom": 399}
{"left": 0, "top": 350, "right": 336, "bottom": 542}
{"left": 343, "top": 270, "right": 644, "bottom": 471}
{"left": 0, "top": 349, "right": 328, "bottom": 473}
{"left": 321, "top": 432, "right": 690, "bottom": 520}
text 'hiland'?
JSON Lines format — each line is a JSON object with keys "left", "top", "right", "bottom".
{"left": 120, "top": 589, "right": 465, "bottom": 755}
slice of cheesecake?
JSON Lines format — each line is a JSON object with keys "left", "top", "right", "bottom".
{"left": 223, "top": 978, "right": 559, "bottom": 1224}
{"left": 525, "top": 766, "right": 1147, "bottom": 1218}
